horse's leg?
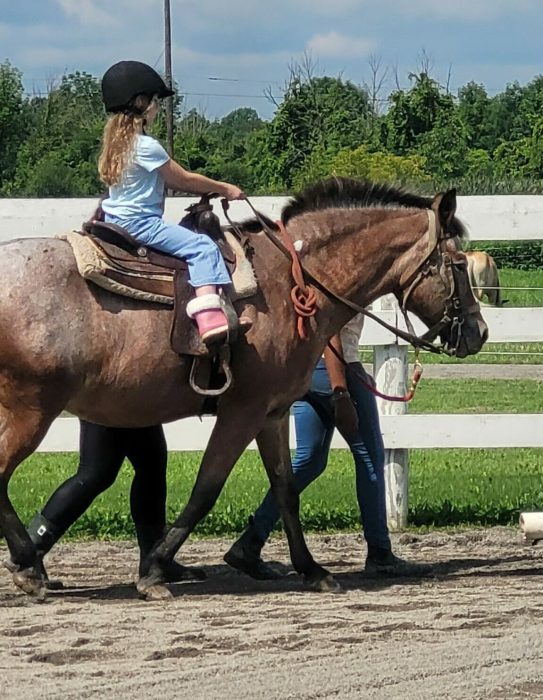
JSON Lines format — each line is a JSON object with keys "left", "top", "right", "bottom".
{"left": 0, "top": 404, "right": 55, "bottom": 598}
{"left": 255, "top": 415, "right": 340, "bottom": 592}
{"left": 136, "top": 403, "right": 266, "bottom": 601}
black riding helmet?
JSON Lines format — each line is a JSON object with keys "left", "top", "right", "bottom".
{"left": 101, "top": 60, "right": 174, "bottom": 113}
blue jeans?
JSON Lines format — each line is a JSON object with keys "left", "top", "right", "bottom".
{"left": 105, "top": 214, "right": 231, "bottom": 288}
{"left": 252, "top": 359, "right": 391, "bottom": 550}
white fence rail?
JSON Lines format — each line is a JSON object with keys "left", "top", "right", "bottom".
{"left": 1, "top": 197, "right": 542, "bottom": 528}
{"left": 2, "top": 195, "right": 543, "bottom": 241}
{"left": 40, "top": 413, "right": 543, "bottom": 454}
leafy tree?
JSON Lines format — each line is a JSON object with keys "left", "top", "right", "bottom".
{"left": 218, "top": 108, "right": 263, "bottom": 146}
{"left": 527, "top": 115, "right": 543, "bottom": 177}
{"left": 493, "top": 138, "right": 530, "bottom": 179}
{"left": 382, "top": 72, "right": 456, "bottom": 155}
{"left": 486, "top": 80, "right": 543, "bottom": 146}
{"left": 416, "top": 111, "right": 470, "bottom": 180}
{"left": 330, "top": 144, "right": 429, "bottom": 186}
{"left": 243, "top": 126, "right": 286, "bottom": 193}
{"left": 257, "top": 71, "right": 373, "bottom": 188}
{"left": 24, "top": 152, "right": 76, "bottom": 197}
{"left": 11, "top": 71, "right": 104, "bottom": 195}
{"left": 205, "top": 108, "right": 265, "bottom": 191}
{"left": 0, "top": 61, "right": 29, "bottom": 193}
{"left": 173, "top": 109, "right": 215, "bottom": 172}
{"left": 464, "top": 149, "right": 494, "bottom": 180}
{"left": 5, "top": 60, "right": 543, "bottom": 197}
{"left": 457, "top": 82, "right": 494, "bottom": 151}
{"left": 291, "top": 144, "right": 336, "bottom": 191}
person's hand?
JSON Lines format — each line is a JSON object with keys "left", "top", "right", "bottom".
{"left": 332, "top": 389, "right": 359, "bottom": 442}
{"left": 222, "top": 183, "right": 246, "bottom": 201}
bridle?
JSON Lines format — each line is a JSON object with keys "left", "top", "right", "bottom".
{"left": 222, "top": 197, "right": 478, "bottom": 357}
{"left": 394, "top": 207, "right": 481, "bottom": 356}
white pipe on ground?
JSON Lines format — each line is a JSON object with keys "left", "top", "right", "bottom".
{"left": 519, "top": 512, "right": 543, "bottom": 543}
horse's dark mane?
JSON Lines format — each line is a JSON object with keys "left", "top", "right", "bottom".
{"left": 234, "top": 177, "right": 465, "bottom": 237}
{"left": 234, "top": 213, "right": 277, "bottom": 233}
{"left": 283, "top": 177, "right": 432, "bottom": 223}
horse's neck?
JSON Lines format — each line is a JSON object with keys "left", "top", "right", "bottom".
{"left": 293, "top": 208, "right": 428, "bottom": 315}
{"left": 248, "top": 207, "right": 428, "bottom": 369}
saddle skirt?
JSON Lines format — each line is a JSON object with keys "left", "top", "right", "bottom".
{"left": 60, "top": 221, "right": 257, "bottom": 305}
{"left": 58, "top": 220, "right": 258, "bottom": 357}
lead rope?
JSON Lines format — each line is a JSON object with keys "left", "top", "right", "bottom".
{"left": 275, "top": 220, "right": 317, "bottom": 340}
{"left": 222, "top": 199, "right": 317, "bottom": 340}
{"left": 326, "top": 341, "right": 424, "bottom": 403}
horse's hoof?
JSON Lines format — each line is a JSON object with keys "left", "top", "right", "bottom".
{"left": 304, "top": 571, "right": 342, "bottom": 593}
{"left": 138, "top": 583, "right": 173, "bottom": 602}
{"left": 136, "top": 577, "right": 173, "bottom": 602}
{"left": 12, "top": 569, "right": 47, "bottom": 600}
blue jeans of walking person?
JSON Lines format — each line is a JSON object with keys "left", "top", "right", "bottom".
{"left": 251, "top": 358, "right": 391, "bottom": 551}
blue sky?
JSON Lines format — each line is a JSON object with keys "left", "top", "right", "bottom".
{"left": 1, "top": 0, "right": 542, "bottom": 119}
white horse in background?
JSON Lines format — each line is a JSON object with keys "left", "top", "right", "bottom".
{"left": 465, "top": 251, "right": 508, "bottom": 307}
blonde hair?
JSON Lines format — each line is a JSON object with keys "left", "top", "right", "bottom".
{"left": 98, "top": 94, "right": 155, "bottom": 186}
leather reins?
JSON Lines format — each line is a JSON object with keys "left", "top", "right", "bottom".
{"left": 221, "top": 197, "right": 475, "bottom": 401}
{"left": 224, "top": 198, "right": 470, "bottom": 355}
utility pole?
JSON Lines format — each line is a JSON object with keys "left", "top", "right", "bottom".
{"left": 164, "top": 0, "right": 174, "bottom": 158}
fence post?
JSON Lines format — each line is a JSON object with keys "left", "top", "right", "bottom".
{"left": 372, "top": 295, "right": 409, "bottom": 530}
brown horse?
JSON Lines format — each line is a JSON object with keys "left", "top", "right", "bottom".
{"left": 465, "top": 250, "right": 507, "bottom": 306}
{"left": 0, "top": 178, "right": 488, "bottom": 600}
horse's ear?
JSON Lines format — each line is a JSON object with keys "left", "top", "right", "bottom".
{"left": 432, "top": 189, "right": 457, "bottom": 229}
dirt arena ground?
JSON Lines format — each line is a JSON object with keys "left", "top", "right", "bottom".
{"left": 2, "top": 527, "right": 543, "bottom": 700}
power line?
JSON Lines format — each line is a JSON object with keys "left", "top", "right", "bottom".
{"left": 23, "top": 90, "right": 282, "bottom": 99}
{"left": 182, "top": 92, "right": 278, "bottom": 99}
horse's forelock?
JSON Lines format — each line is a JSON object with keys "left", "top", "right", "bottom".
{"left": 450, "top": 218, "right": 468, "bottom": 241}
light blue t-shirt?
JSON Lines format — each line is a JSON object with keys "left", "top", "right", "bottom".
{"left": 102, "top": 134, "right": 170, "bottom": 219}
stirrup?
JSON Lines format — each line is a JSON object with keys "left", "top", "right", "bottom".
{"left": 189, "top": 344, "right": 233, "bottom": 396}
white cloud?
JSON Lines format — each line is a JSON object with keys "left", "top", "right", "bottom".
{"left": 306, "top": 32, "right": 375, "bottom": 59}
{"left": 55, "top": 0, "right": 115, "bottom": 27}
{"left": 3, "top": 0, "right": 541, "bottom": 119}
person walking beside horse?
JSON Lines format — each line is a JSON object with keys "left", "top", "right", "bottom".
{"left": 5, "top": 421, "right": 204, "bottom": 588}
{"left": 225, "top": 316, "right": 430, "bottom": 579}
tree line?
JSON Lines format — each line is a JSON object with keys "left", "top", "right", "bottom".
{"left": 2, "top": 59, "right": 543, "bottom": 198}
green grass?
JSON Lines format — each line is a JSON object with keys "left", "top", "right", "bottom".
{"left": 499, "top": 269, "right": 543, "bottom": 308}
{"left": 6, "top": 377, "right": 542, "bottom": 539}
{"left": 8, "top": 448, "right": 543, "bottom": 538}
{"left": 360, "top": 343, "right": 543, "bottom": 365}
{"left": 409, "top": 379, "right": 543, "bottom": 413}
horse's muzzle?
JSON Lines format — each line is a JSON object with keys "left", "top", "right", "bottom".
{"left": 443, "top": 315, "right": 489, "bottom": 358}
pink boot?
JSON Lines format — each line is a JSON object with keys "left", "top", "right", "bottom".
{"left": 186, "top": 294, "right": 229, "bottom": 344}
{"left": 187, "top": 294, "right": 253, "bottom": 345}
